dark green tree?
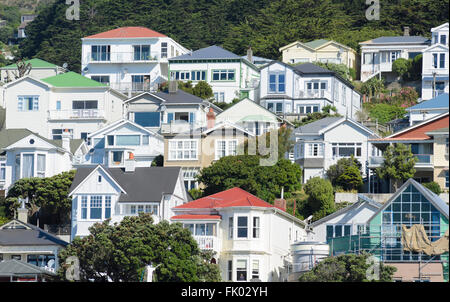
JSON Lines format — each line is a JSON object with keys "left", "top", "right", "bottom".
{"left": 422, "top": 182, "right": 442, "bottom": 195}
{"left": 392, "top": 58, "right": 411, "bottom": 80}
{"left": 326, "top": 156, "right": 362, "bottom": 190}
{"left": 192, "top": 81, "right": 213, "bottom": 99}
{"left": 303, "top": 177, "right": 335, "bottom": 221}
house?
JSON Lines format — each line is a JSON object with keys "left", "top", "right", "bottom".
{"left": 124, "top": 86, "right": 222, "bottom": 134}
{"left": 421, "top": 23, "right": 449, "bottom": 100}
{"left": 292, "top": 116, "right": 379, "bottom": 184}
{"left": 259, "top": 61, "right": 362, "bottom": 121}
{"left": 0, "top": 260, "right": 57, "bottom": 282}
{"left": 215, "top": 98, "right": 291, "bottom": 136}
{"left": 163, "top": 113, "right": 255, "bottom": 190}
{"left": 425, "top": 127, "right": 449, "bottom": 192}
{"left": 68, "top": 165, "right": 189, "bottom": 240}
{"left": 16, "top": 14, "right": 37, "bottom": 40}
{"left": 0, "top": 58, "right": 66, "bottom": 83}
{"left": 369, "top": 112, "right": 449, "bottom": 192}
{"left": 328, "top": 179, "right": 449, "bottom": 282}
{"left": 406, "top": 93, "right": 449, "bottom": 126}
{"left": 279, "top": 39, "right": 358, "bottom": 71}
{"left": 0, "top": 128, "right": 87, "bottom": 196}
{"left": 2, "top": 72, "right": 128, "bottom": 141}
{"left": 75, "top": 119, "right": 164, "bottom": 168}
{"left": 359, "top": 27, "right": 430, "bottom": 82}
{"left": 168, "top": 45, "right": 261, "bottom": 103}
{"left": 170, "top": 187, "right": 308, "bottom": 282}
{"left": 241, "top": 47, "right": 273, "bottom": 68}
{"left": 81, "top": 26, "right": 189, "bottom": 95}
{"left": 0, "top": 212, "right": 68, "bottom": 279}
{"left": 309, "top": 194, "right": 382, "bottom": 243}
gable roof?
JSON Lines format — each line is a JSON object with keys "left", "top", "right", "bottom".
{"left": 83, "top": 26, "right": 167, "bottom": 39}
{"left": 41, "top": 72, "right": 107, "bottom": 88}
{"left": 294, "top": 117, "right": 378, "bottom": 138}
{"left": 431, "top": 22, "right": 449, "bottom": 32}
{"left": 304, "top": 39, "right": 330, "bottom": 49}
{"left": 1, "top": 58, "right": 59, "bottom": 70}
{"left": 406, "top": 93, "right": 449, "bottom": 111}
{"left": 87, "top": 119, "right": 162, "bottom": 140}
{"left": 69, "top": 166, "right": 182, "bottom": 202}
{"left": 360, "top": 36, "right": 429, "bottom": 45}
{"left": 0, "top": 260, "right": 57, "bottom": 277}
{"left": 202, "top": 121, "right": 255, "bottom": 137}
{"left": 153, "top": 89, "right": 205, "bottom": 104}
{"left": 368, "top": 179, "right": 449, "bottom": 223}
{"left": 169, "top": 45, "right": 241, "bottom": 61}
{"left": 0, "top": 219, "right": 68, "bottom": 247}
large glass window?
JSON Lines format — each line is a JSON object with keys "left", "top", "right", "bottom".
{"left": 269, "top": 73, "right": 285, "bottom": 93}
{"left": 91, "top": 45, "right": 110, "bottom": 61}
{"left": 307, "top": 143, "right": 324, "bottom": 157}
{"left": 168, "top": 140, "right": 198, "bottom": 160}
{"left": 116, "top": 135, "right": 141, "bottom": 146}
{"left": 21, "top": 154, "right": 34, "bottom": 179}
{"left": 237, "top": 216, "right": 248, "bottom": 238}
{"left": 81, "top": 196, "right": 87, "bottom": 219}
{"left": 90, "top": 196, "right": 102, "bottom": 219}
{"left": 215, "top": 140, "right": 237, "bottom": 160}
{"left": 133, "top": 45, "right": 151, "bottom": 61}
{"left": 72, "top": 101, "right": 98, "bottom": 110}
{"left": 332, "top": 143, "right": 362, "bottom": 157}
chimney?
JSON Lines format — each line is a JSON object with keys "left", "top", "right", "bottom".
{"left": 207, "top": 107, "right": 216, "bottom": 129}
{"left": 247, "top": 46, "right": 253, "bottom": 63}
{"left": 274, "top": 187, "right": 286, "bottom": 211}
{"left": 168, "top": 80, "right": 178, "bottom": 94}
{"left": 62, "top": 129, "right": 71, "bottom": 152}
{"left": 403, "top": 26, "right": 410, "bottom": 36}
{"left": 124, "top": 152, "right": 136, "bottom": 172}
{"left": 17, "top": 197, "right": 28, "bottom": 224}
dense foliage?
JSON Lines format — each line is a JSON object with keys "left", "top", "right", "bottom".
{"left": 364, "top": 103, "right": 407, "bottom": 123}
{"left": 58, "top": 213, "right": 221, "bottom": 282}
{"left": 298, "top": 253, "right": 397, "bottom": 282}
{"left": 18, "top": 0, "right": 449, "bottom": 72}
{"left": 327, "top": 156, "right": 363, "bottom": 191}
{"left": 303, "top": 177, "right": 335, "bottom": 222}
{"left": 422, "top": 182, "right": 442, "bottom": 195}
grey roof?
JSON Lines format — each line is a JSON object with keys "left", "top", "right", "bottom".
{"left": 293, "top": 117, "right": 343, "bottom": 134}
{"left": 70, "top": 166, "right": 182, "bottom": 202}
{"left": 363, "top": 36, "right": 429, "bottom": 44}
{"left": 153, "top": 89, "right": 204, "bottom": 104}
{"left": 293, "top": 63, "right": 335, "bottom": 75}
{"left": 0, "top": 260, "right": 56, "bottom": 277}
{"left": 169, "top": 45, "right": 241, "bottom": 61}
{"left": 0, "top": 220, "right": 68, "bottom": 247}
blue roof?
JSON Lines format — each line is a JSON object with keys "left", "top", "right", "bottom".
{"left": 407, "top": 93, "right": 449, "bottom": 111}
{"left": 169, "top": 45, "right": 241, "bottom": 61}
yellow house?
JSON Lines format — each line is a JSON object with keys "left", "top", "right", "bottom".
{"left": 426, "top": 127, "right": 449, "bottom": 192}
{"left": 279, "top": 39, "right": 358, "bottom": 71}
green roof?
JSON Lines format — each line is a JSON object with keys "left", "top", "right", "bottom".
{"left": 41, "top": 72, "right": 107, "bottom": 88}
{"left": 304, "top": 39, "right": 330, "bottom": 49}
{"left": 2, "top": 58, "right": 59, "bottom": 69}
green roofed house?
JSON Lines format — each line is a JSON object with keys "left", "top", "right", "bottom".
{"left": 279, "top": 39, "right": 358, "bottom": 71}
{"left": 0, "top": 58, "right": 65, "bottom": 83}
{"left": 328, "top": 178, "right": 449, "bottom": 282}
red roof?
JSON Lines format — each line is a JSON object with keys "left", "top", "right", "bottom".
{"left": 84, "top": 27, "right": 167, "bottom": 39}
{"left": 174, "top": 187, "right": 276, "bottom": 209}
{"left": 171, "top": 215, "right": 222, "bottom": 220}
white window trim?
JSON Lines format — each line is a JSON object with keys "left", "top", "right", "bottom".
{"left": 16, "top": 152, "right": 46, "bottom": 179}
{"left": 168, "top": 139, "right": 199, "bottom": 161}
{"left": 215, "top": 139, "right": 238, "bottom": 160}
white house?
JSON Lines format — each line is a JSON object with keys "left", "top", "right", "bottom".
{"left": 68, "top": 165, "right": 189, "bottom": 240}
{"left": 359, "top": 28, "right": 430, "bottom": 82}
{"left": 421, "top": 23, "right": 449, "bottom": 100}
{"left": 168, "top": 45, "right": 261, "bottom": 103}
{"left": 309, "top": 194, "right": 382, "bottom": 243}
{"left": 75, "top": 119, "right": 164, "bottom": 168}
{"left": 0, "top": 128, "right": 87, "bottom": 196}
{"left": 292, "top": 117, "right": 379, "bottom": 183}
{"left": 170, "top": 187, "right": 308, "bottom": 282}
{"left": 81, "top": 26, "right": 189, "bottom": 95}
{"left": 0, "top": 58, "right": 65, "bottom": 83}
{"left": 259, "top": 61, "right": 362, "bottom": 121}
{"left": 2, "top": 72, "right": 127, "bottom": 141}
{"left": 406, "top": 93, "right": 449, "bottom": 126}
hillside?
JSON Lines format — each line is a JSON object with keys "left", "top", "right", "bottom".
{"left": 0, "top": 0, "right": 54, "bottom": 12}
{"left": 17, "top": 0, "right": 450, "bottom": 73}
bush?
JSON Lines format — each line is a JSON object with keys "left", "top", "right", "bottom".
{"left": 422, "top": 182, "right": 442, "bottom": 195}
{"left": 392, "top": 58, "right": 411, "bottom": 80}
{"left": 367, "top": 103, "right": 406, "bottom": 123}
{"left": 188, "top": 188, "right": 203, "bottom": 200}
{"left": 304, "top": 177, "right": 335, "bottom": 221}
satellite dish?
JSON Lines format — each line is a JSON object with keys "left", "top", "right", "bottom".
{"left": 63, "top": 62, "right": 68, "bottom": 69}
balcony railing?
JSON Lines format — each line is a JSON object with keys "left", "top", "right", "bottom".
{"left": 48, "top": 109, "right": 105, "bottom": 120}
{"left": 194, "top": 235, "right": 217, "bottom": 250}
{"left": 109, "top": 82, "right": 156, "bottom": 93}
{"left": 160, "top": 121, "right": 202, "bottom": 134}
{"left": 84, "top": 51, "right": 163, "bottom": 64}
{"left": 369, "top": 154, "right": 433, "bottom": 167}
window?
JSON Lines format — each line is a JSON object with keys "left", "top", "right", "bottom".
{"left": 297, "top": 105, "right": 319, "bottom": 114}
{"left": 172, "top": 71, "right": 190, "bottom": 81}
{"left": 11, "top": 255, "right": 21, "bottom": 261}
{"left": 98, "top": 175, "right": 102, "bottom": 183}
{"left": 21, "top": 154, "right": 34, "bottom": 179}
{"left": 161, "top": 42, "right": 168, "bottom": 58}
{"left": 332, "top": 143, "right": 362, "bottom": 157}
{"left": 252, "top": 260, "right": 260, "bottom": 280}
{"left": 168, "top": 140, "right": 198, "bottom": 160}
{"left": 342, "top": 86, "right": 346, "bottom": 105}
{"left": 214, "top": 92, "right": 225, "bottom": 102}
{"left": 445, "top": 171, "right": 449, "bottom": 188}
{"left": 237, "top": 216, "right": 248, "bottom": 238}
{"left": 91, "top": 76, "right": 110, "bottom": 85}
{"left": 306, "top": 81, "right": 327, "bottom": 96}
{"left": 0, "top": 162, "right": 5, "bottom": 181}
{"left": 18, "top": 96, "right": 39, "bottom": 111}
{"left": 215, "top": 140, "right": 237, "bottom": 160}
{"left": 134, "top": 112, "right": 161, "bottom": 127}
{"left": 133, "top": 45, "right": 151, "bottom": 60}
{"left": 90, "top": 196, "right": 102, "bottom": 219}
{"left": 37, "top": 154, "right": 46, "bottom": 178}
{"left": 440, "top": 34, "right": 447, "bottom": 45}
{"left": 112, "top": 151, "right": 123, "bottom": 164}
{"left": 252, "top": 217, "right": 260, "bottom": 238}
{"left": 190, "top": 70, "right": 206, "bottom": 81}
{"left": 27, "top": 254, "right": 55, "bottom": 269}
{"left": 433, "top": 53, "right": 438, "bottom": 68}
{"left": 130, "top": 205, "right": 136, "bottom": 215}
{"left": 269, "top": 73, "right": 285, "bottom": 93}
{"left": 91, "top": 45, "right": 110, "bottom": 61}
{"left": 236, "top": 260, "right": 247, "bottom": 281}
{"left": 307, "top": 143, "right": 324, "bottom": 157}
{"left": 228, "top": 261, "right": 233, "bottom": 281}
{"left": 52, "top": 129, "right": 73, "bottom": 140}
{"left": 56, "top": 100, "right": 61, "bottom": 110}
{"left": 142, "top": 135, "right": 149, "bottom": 145}
{"left": 183, "top": 168, "right": 199, "bottom": 191}
{"left": 439, "top": 53, "right": 446, "bottom": 68}
{"left": 212, "top": 70, "right": 235, "bottom": 81}
{"left": 81, "top": 133, "right": 89, "bottom": 142}
{"left": 81, "top": 196, "right": 87, "bottom": 219}
{"left": 72, "top": 100, "right": 98, "bottom": 110}
{"left": 276, "top": 103, "right": 283, "bottom": 113}
{"left": 116, "top": 135, "right": 140, "bottom": 146}
{"left": 229, "top": 217, "right": 234, "bottom": 239}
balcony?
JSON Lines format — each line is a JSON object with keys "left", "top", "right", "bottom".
{"left": 369, "top": 154, "right": 434, "bottom": 168}
{"left": 194, "top": 235, "right": 218, "bottom": 251}
{"left": 84, "top": 51, "right": 163, "bottom": 64}
{"left": 109, "top": 82, "right": 156, "bottom": 94}
{"left": 161, "top": 121, "right": 202, "bottom": 134}
{"left": 295, "top": 90, "right": 332, "bottom": 101}
{"left": 48, "top": 109, "right": 105, "bottom": 120}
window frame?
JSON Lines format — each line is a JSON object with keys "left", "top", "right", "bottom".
{"left": 211, "top": 69, "right": 236, "bottom": 82}
{"left": 168, "top": 139, "right": 198, "bottom": 161}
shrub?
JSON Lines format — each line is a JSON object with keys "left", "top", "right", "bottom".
{"left": 422, "top": 182, "right": 442, "bottom": 195}
{"left": 304, "top": 177, "right": 335, "bottom": 221}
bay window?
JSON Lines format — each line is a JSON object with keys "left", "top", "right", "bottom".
{"left": 252, "top": 217, "right": 260, "bottom": 238}
{"left": 168, "top": 140, "right": 198, "bottom": 160}
{"left": 237, "top": 216, "right": 248, "bottom": 238}
{"left": 90, "top": 195, "right": 102, "bottom": 219}
{"left": 252, "top": 260, "right": 260, "bottom": 280}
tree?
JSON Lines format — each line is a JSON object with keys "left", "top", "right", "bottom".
{"left": 298, "top": 253, "right": 397, "bottom": 282}
{"left": 177, "top": 81, "right": 194, "bottom": 94}
{"left": 192, "top": 81, "right": 213, "bottom": 99}
{"left": 151, "top": 155, "right": 164, "bottom": 167}
{"left": 392, "top": 58, "right": 411, "bottom": 80}
{"left": 326, "top": 156, "right": 362, "bottom": 189}
{"left": 422, "top": 182, "right": 442, "bottom": 195}
{"left": 336, "top": 165, "right": 363, "bottom": 192}
{"left": 360, "top": 77, "right": 385, "bottom": 102}
{"left": 197, "top": 155, "right": 302, "bottom": 203}
{"left": 303, "top": 177, "right": 335, "bottom": 221}
{"left": 376, "top": 143, "right": 418, "bottom": 191}
{"left": 57, "top": 213, "right": 221, "bottom": 282}
{"left": 366, "top": 103, "right": 406, "bottom": 123}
